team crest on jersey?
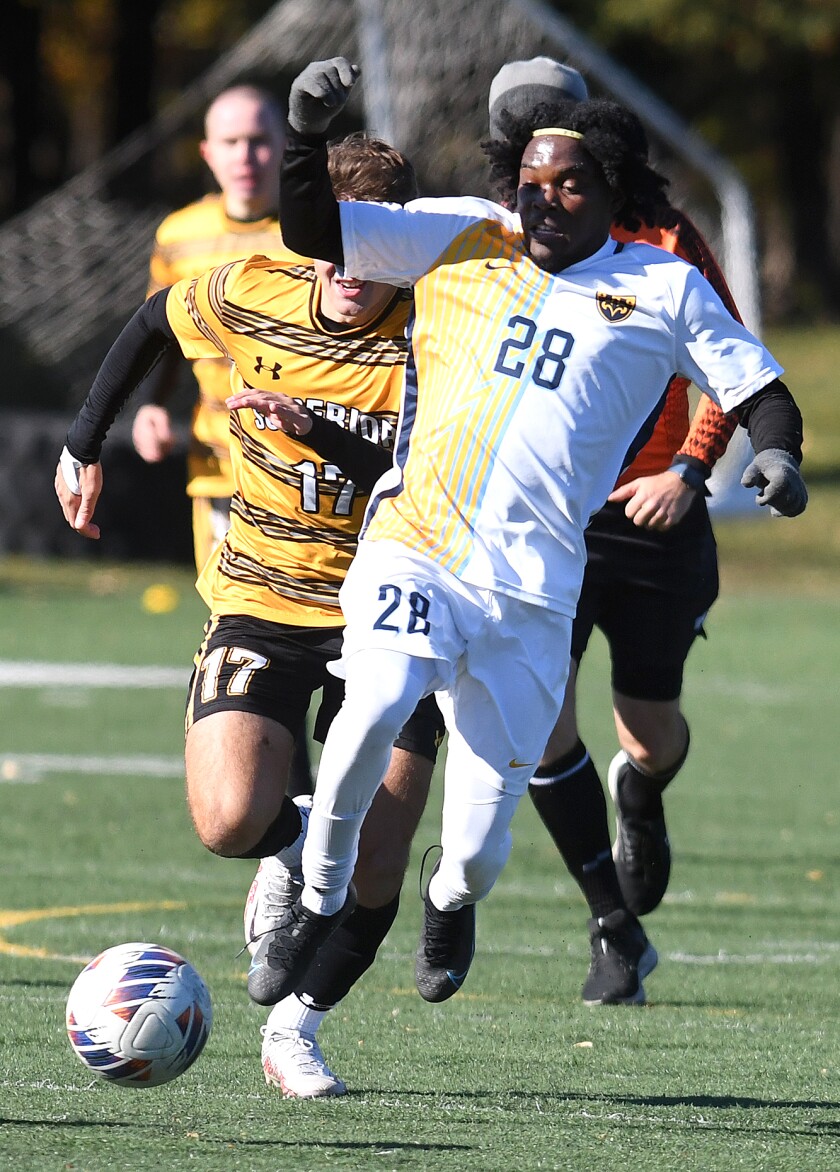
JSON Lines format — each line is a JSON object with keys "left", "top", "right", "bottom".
{"left": 596, "top": 292, "right": 636, "bottom": 322}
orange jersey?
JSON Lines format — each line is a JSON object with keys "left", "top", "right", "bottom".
{"left": 611, "top": 211, "right": 740, "bottom": 486}
{"left": 148, "top": 194, "right": 302, "bottom": 498}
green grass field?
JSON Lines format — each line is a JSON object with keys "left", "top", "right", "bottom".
{"left": 1, "top": 555, "right": 838, "bottom": 1171}
{"left": 1, "top": 325, "right": 839, "bottom": 1170}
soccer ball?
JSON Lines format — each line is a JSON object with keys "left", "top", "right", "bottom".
{"left": 65, "top": 942, "right": 212, "bottom": 1088}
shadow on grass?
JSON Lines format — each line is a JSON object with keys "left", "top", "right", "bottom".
{"left": 0, "top": 1117, "right": 133, "bottom": 1129}
{"left": 0, "top": 978, "right": 75, "bottom": 989}
{"left": 0, "top": 1115, "right": 471, "bottom": 1154}
{"left": 216, "top": 1139, "right": 472, "bottom": 1152}
{"left": 341, "top": 1087, "right": 840, "bottom": 1114}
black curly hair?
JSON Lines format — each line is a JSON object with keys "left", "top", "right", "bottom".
{"left": 482, "top": 99, "right": 674, "bottom": 233}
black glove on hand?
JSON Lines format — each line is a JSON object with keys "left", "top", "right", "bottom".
{"left": 741, "top": 448, "right": 808, "bottom": 517}
{"left": 288, "top": 57, "right": 360, "bottom": 135}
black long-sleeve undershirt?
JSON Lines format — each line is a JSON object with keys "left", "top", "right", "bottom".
{"left": 280, "top": 129, "right": 343, "bottom": 264}
{"left": 65, "top": 282, "right": 394, "bottom": 488}
{"left": 66, "top": 290, "right": 179, "bottom": 463}
{"left": 131, "top": 344, "right": 187, "bottom": 410}
{"left": 304, "top": 412, "right": 392, "bottom": 493}
{"left": 735, "top": 379, "right": 803, "bottom": 463}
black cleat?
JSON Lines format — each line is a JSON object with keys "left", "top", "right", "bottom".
{"left": 608, "top": 751, "right": 672, "bottom": 916}
{"left": 415, "top": 865, "right": 475, "bottom": 1003}
{"left": 581, "top": 907, "right": 658, "bottom": 1006}
{"left": 247, "top": 885, "right": 356, "bottom": 1007}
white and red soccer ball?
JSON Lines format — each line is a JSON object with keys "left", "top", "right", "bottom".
{"left": 66, "top": 942, "right": 212, "bottom": 1088}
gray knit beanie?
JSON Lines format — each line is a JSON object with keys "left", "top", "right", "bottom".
{"left": 488, "top": 57, "right": 589, "bottom": 140}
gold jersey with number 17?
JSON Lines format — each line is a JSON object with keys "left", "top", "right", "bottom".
{"left": 165, "top": 254, "right": 412, "bottom": 626}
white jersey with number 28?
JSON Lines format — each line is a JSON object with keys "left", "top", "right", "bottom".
{"left": 339, "top": 196, "right": 782, "bottom": 617}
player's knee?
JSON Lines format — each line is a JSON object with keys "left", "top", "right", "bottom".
{"left": 440, "top": 835, "right": 512, "bottom": 905}
{"left": 343, "top": 653, "right": 429, "bottom": 744}
{"left": 625, "top": 716, "right": 690, "bottom": 779}
{"left": 188, "top": 794, "right": 264, "bottom": 858}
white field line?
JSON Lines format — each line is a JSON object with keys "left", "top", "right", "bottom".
{"left": 433, "top": 939, "right": 840, "bottom": 966}
{"left": 2, "top": 661, "right": 187, "bottom": 781}
{"left": 1, "top": 753, "right": 183, "bottom": 781}
{"left": 1, "top": 661, "right": 185, "bottom": 778}
{"left": 0, "top": 660, "right": 188, "bottom": 688}
{"left": 666, "top": 946, "right": 840, "bottom": 965}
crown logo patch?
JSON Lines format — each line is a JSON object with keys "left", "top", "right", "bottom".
{"left": 596, "top": 291, "right": 636, "bottom": 322}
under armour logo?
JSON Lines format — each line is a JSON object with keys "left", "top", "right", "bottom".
{"left": 254, "top": 356, "right": 283, "bottom": 378}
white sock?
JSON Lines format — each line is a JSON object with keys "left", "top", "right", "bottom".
{"left": 428, "top": 870, "right": 465, "bottom": 912}
{"left": 272, "top": 799, "right": 311, "bottom": 872}
{"left": 302, "top": 884, "right": 347, "bottom": 917}
{"left": 266, "top": 993, "right": 328, "bottom": 1037}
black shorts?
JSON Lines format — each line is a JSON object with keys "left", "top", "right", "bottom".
{"left": 571, "top": 495, "right": 719, "bottom": 702}
{"left": 185, "top": 614, "right": 444, "bottom": 763}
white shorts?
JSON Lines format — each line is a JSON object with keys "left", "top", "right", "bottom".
{"left": 336, "top": 538, "right": 572, "bottom": 797}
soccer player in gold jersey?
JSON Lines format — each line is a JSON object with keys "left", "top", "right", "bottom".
{"left": 55, "top": 133, "right": 445, "bottom": 1099}
{"left": 131, "top": 84, "right": 293, "bottom": 572}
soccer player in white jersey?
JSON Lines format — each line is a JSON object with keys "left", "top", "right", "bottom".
{"left": 245, "top": 57, "right": 807, "bottom": 1010}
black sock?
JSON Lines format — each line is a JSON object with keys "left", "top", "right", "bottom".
{"left": 232, "top": 795, "right": 301, "bottom": 859}
{"left": 287, "top": 732, "right": 313, "bottom": 800}
{"left": 619, "top": 722, "right": 690, "bottom": 820}
{"left": 529, "top": 741, "right": 624, "bottom": 919}
{"left": 296, "top": 894, "right": 401, "bottom": 1008}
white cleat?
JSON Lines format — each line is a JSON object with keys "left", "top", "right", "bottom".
{"left": 244, "top": 796, "right": 311, "bottom": 957}
{"left": 261, "top": 1026, "right": 347, "bottom": 1099}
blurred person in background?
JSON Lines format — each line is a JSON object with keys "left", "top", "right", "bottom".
{"left": 130, "top": 83, "right": 312, "bottom": 793}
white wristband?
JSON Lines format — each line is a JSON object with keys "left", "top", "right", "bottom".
{"left": 59, "top": 446, "right": 84, "bottom": 496}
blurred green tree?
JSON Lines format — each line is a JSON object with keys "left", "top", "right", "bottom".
{"left": 1, "top": 1, "right": 838, "bottom": 319}
{"left": 552, "top": 0, "right": 840, "bottom": 316}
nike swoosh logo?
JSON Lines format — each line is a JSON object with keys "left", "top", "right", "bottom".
{"left": 508, "top": 758, "right": 535, "bottom": 769}
{"left": 485, "top": 259, "right": 512, "bottom": 270}
{"left": 446, "top": 968, "right": 470, "bottom": 986}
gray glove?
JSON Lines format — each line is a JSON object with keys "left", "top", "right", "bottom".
{"left": 288, "top": 57, "right": 360, "bottom": 135}
{"left": 741, "top": 448, "right": 808, "bottom": 517}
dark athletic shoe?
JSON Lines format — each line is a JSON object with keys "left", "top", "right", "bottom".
{"left": 247, "top": 885, "right": 356, "bottom": 1007}
{"left": 581, "top": 907, "right": 658, "bottom": 1006}
{"left": 608, "top": 751, "right": 672, "bottom": 916}
{"left": 415, "top": 868, "right": 476, "bottom": 1003}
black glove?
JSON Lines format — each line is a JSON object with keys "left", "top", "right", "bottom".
{"left": 288, "top": 57, "right": 360, "bottom": 136}
{"left": 741, "top": 448, "right": 808, "bottom": 517}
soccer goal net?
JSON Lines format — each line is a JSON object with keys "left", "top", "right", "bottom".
{"left": 0, "top": 0, "right": 760, "bottom": 506}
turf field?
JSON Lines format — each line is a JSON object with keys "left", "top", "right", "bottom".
{"left": 1, "top": 550, "right": 838, "bottom": 1172}
{"left": 2, "top": 324, "right": 839, "bottom": 1171}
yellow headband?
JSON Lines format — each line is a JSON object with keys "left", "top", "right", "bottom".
{"left": 531, "top": 126, "right": 584, "bottom": 140}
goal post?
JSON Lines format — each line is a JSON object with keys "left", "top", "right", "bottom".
{"left": 0, "top": 0, "right": 763, "bottom": 512}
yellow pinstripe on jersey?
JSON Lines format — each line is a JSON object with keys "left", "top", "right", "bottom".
{"left": 366, "top": 221, "right": 552, "bottom": 573}
{"left": 165, "top": 255, "right": 410, "bottom": 625}
{"left": 148, "top": 194, "right": 301, "bottom": 498}
{"left": 343, "top": 195, "right": 780, "bottom": 613}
